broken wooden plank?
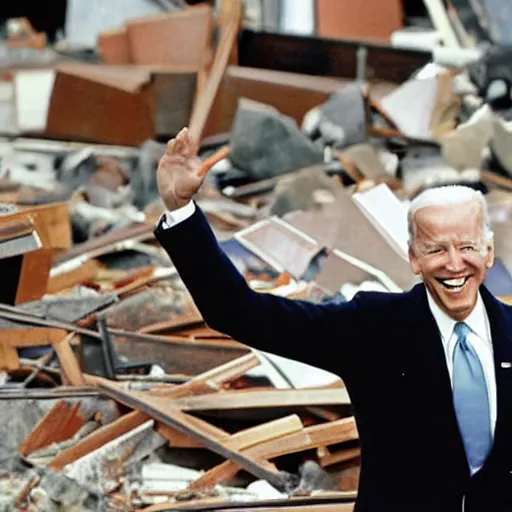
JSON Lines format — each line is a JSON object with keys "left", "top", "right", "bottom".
{"left": 20, "top": 400, "right": 87, "bottom": 456}
{"left": 170, "top": 388, "right": 351, "bottom": 411}
{"left": 216, "top": 0, "right": 242, "bottom": 67}
{"left": 48, "top": 409, "right": 148, "bottom": 470}
{"left": 318, "top": 446, "right": 361, "bottom": 468}
{"left": 53, "top": 332, "right": 86, "bottom": 386}
{"left": 189, "top": 0, "right": 241, "bottom": 141}
{"left": 247, "top": 417, "right": 358, "bottom": 459}
{"left": 97, "top": 378, "right": 288, "bottom": 489}
{"left": 49, "top": 353, "right": 258, "bottom": 469}
{"left": 223, "top": 414, "right": 303, "bottom": 452}
{"left": 189, "top": 417, "right": 358, "bottom": 489}
{"left": 64, "top": 419, "right": 162, "bottom": 494}
{"left": 153, "top": 352, "right": 260, "bottom": 396}
{"left": 142, "top": 493, "right": 356, "bottom": 511}
{"left": 1, "top": 326, "right": 68, "bottom": 347}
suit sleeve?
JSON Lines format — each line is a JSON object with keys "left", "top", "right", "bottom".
{"left": 154, "top": 205, "right": 364, "bottom": 377}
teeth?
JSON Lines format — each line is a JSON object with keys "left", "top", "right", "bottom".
{"left": 443, "top": 278, "right": 466, "bottom": 286}
{"left": 439, "top": 277, "right": 469, "bottom": 289}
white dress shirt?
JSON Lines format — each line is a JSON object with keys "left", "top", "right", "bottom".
{"left": 426, "top": 290, "right": 497, "bottom": 465}
{"left": 161, "top": 200, "right": 196, "bottom": 229}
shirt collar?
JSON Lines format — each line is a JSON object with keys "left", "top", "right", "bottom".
{"left": 426, "top": 288, "right": 489, "bottom": 344}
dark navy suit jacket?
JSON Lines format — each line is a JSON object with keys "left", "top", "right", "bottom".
{"left": 155, "top": 205, "right": 512, "bottom": 512}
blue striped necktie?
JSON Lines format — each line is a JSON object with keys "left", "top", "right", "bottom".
{"left": 452, "top": 322, "right": 492, "bottom": 471}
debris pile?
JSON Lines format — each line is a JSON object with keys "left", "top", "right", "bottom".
{"left": 1, "top": 0, "right": 512, "bottom": 510}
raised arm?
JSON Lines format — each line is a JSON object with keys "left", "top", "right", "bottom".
{"left": 155, "top": 128, "right": 363, "bottom": 376}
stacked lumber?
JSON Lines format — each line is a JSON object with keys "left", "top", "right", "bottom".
{"left": 6, "top": 347, "right": 358, "bottom": 510}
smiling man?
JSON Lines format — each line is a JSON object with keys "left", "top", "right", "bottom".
{"left": 154, "top": 128, "right": 512, "bottom": 512}
{"left": 408, "top": 188, "right": 494, "bottom": 322}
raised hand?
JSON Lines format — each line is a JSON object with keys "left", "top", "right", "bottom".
{"left": 156, "top": 127, "right": 204, "bottom": 211}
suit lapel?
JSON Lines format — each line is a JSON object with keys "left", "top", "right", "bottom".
{"left": 480, "top": 286, "right": 512, "bottom": 464}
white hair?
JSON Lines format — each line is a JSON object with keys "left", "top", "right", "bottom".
{"left": 407, "top": 185, "right": 494, "bottom": 248}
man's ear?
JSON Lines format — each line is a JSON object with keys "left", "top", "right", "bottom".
{"left": 409, "top": 246, "right": 421, "bottom": 275}
{"left": 485, "top": 243, "right": 495, "bottom": 269}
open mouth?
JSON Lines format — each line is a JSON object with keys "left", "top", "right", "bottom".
{"left": 435, "top": 276, "right": 470, "bottom": 291}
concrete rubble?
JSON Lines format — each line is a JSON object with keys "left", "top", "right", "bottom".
{"left": 0, "top": 1, "right": 511, "bottom": 510}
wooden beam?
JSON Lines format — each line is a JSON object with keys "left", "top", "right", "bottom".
{"left": 141, "top": 497, "right": 355, "bottom": 511}
{"left": 318, "top": 446, "right": 361, "bottom": 468}
{"left": 189, "top": 0, "right": 241, "bottom": 141}
{"left": 247, "top": 417, "right": 358, "bottom": 459}
{"left": 223, "top": 415, "right": 303, "bottom": 452}
{"left": 154, "top": 352, "right": 260, "bottom": 396}
{"left": 170, "top": 388, "right": 351, "bottom": 411}
{"left": 49, "top": 353, "right": 258, "bottom": 469}
{"left": 3, "top": 327, "right": 68, "bottom": 347}
{"left": 48, "top": 409, "right": 148, "bottom": 470}
{"left": 189, "top": 417, "right": 358, "bottom": 489}
{"left": 53, "top": 332, "right": 86, "bottom": 386}
{"left": 97, "top": 378, "right": 288, "bottom": 489}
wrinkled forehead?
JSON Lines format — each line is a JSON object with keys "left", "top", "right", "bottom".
{"left": 412, "top": 200, "right": 484, "bottom": 243}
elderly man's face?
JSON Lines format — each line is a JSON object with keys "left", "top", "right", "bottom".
{"left": 409, "top": 200, "right": 494, "bottom": 321}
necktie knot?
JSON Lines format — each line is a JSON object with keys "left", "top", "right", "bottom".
{"left": 454, "top": 321, "right": 470, "bottom": 341}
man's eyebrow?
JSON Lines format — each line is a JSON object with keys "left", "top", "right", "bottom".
{"left": 416, "top": 242, "right": 442, "bottom": 252}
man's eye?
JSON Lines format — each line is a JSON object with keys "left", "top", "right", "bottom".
{"left": 427, "top": 248, "right": 442, "bottom": 255}
{"left": 461, "top": 246, "right": 475, "bottom": 252}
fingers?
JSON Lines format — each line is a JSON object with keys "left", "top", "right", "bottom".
{"left": 166, "top": 127, "right": 187, "bottom": 153}
{"left": 166, "top": 127, "right": 198, "bottom": 158}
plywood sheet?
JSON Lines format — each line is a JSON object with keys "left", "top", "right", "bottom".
{"left": 316, "top": 0, "right": 403, "bottom": 43}
{"left": 126, "top": 6, "right": 213, "bottom": 68}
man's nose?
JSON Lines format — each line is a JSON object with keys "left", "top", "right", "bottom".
{"left": 445, "top": 247, "right": 465, "bottom": 272}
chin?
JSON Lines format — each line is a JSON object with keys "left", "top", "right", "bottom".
{"left": 445, "top": 305, "right": 472, "bottom": 321}
{"left": 433, "top": 286, "right": 478, "bottom": 320}
{"left": 441, "top": 294, "right": 476, "bottom": 319}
